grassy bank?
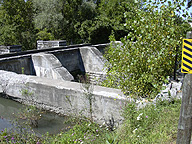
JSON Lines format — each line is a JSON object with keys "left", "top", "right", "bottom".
{"left": 0, "top": 99, "right": 181, "bottom": 144}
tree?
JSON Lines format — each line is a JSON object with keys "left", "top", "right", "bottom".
{"left": 0, "top": 5, "right": 17, "bottom": 46}
{"left": 33, "top": 0, "right": 63, "bottom": 40}
{"left": 0, "top": 0, "right": 36, "bottom": 50}
{"left": 187, "top": 0, "right": 192, "bottom": 8}
{"left": 103, "top": 0, "right": 190, "bottom": 98}
{"left": 32, "top": 0, "right": 142, "bottom": 45}
{"left": 77, "top": 0, "right": 142, "bottom": 44}
{"left": 33, "top": 0, "right": 97, "bottom": 44}
{"left": 74, "top": 0, "right": 98, "bottom": 43}
{"left": 60, "top": 0, "right": 93, "bottom": 44}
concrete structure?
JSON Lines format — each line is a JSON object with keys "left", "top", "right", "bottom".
{"left": 80, "top": 47, "right": 107, "bottom": 84}
{"left": 0, "top": 43, "right": 126, "bottom": 125}
{"left": 0, "top": 45, "right": 107, "bottom": 84}
{"left": 32, "top": 53, "right": 74, "bottom": 81}
{"left": 0, "top": 55, "right": 35, "bottom": 75}
{"left": 0, "top": 45, "right": 22, "bottom": 54}
{"left": 37, "top": 40, "right": 67, "bottom": 50}
{"left": 0, "top": 70, "right": 127, "bottom": 126}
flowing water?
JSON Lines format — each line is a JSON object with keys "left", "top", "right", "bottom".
{"left": 0, "top": 96, "right": 72, "bottom": 135}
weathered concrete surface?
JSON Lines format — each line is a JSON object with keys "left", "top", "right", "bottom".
{"left": 80, "top": 46, "right": 106, "bottom": 73}
{"left": 37, "top": 40, "right": 66, "bottom": 50}
{"left": 0, "top": 70, "right": 127, "bottom": 125}
{"left": 0, "top": 45, "right": 22, "bottom": 54}
{"left": 32, "top": 53, "right": 74, "bottom": 81}
{"left": 53, "top": 48, "right": 84, "bottom": 74}
{"left": 0, "top": 55, "right": 35, "bottom": 75}
{"left": 0, "top": 45, "right": 107, "bottom": 84}
{"left": 80, "top": 47, "right": 107, "bottom": 84}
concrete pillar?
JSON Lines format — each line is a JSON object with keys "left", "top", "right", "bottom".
{"left": 32, "top": 53, "right": 74, "bottom": 81}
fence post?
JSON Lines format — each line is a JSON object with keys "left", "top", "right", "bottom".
{"left": 176, "top": 31, "right": 192, "bottom": 144}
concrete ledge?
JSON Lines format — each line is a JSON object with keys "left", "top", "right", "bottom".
{"left": 0, "top": 70, "right": 127, "bottom": 126}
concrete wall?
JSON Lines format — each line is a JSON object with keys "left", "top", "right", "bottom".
{"left": 0, "top": 70, "right": 127, "bottom": 126}
{"left": 52, "top": 48, "right": 84, "bottom": 74}
{"left": 37, "top": 40, "right": 66, "bottom": 50}
{"left": 80, "top": 47, "right": 107, "bottom": 84}
{"left": 0, "top": 45, "right": 22, "bottom": 54}
{"left": 0, "top": 48, "right": 81, "bottom": 77}
{"left": 0, "top": 55, "right": 36, "bottom": 75}
{"left": 32, "top": 53, "right": 74, "bottom": 81}
{"left": 0, "top": 45, "right": 107, "bottom": 83}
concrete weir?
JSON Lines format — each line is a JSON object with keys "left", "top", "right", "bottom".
{"left": 0, "top": 45, "right": 108, "bottom": 84}
{"left": 32, "top": 53, "right": 74, "bottom": 81}
{"left": 0, "top": 70, "right": 127, "bottom": 126}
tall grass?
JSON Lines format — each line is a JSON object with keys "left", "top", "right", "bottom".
{"left": 0, "top": 99, "right": 181, "bottom": 144}
{"left": 116, "top": 99, "right": 181, "bottom": 144}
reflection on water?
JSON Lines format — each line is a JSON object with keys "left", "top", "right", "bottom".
{"left": 0, "top": 96, "right": 22, "bottom": 131}
{"left": 0, "top": 96, "right": 71, "bottom": 134}
{"left": 0, "top": 118, "right": 12, "bottom": 131}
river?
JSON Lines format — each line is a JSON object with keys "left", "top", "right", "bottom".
{"left": 0, "top": 96, "right": 72, "bottom": 135}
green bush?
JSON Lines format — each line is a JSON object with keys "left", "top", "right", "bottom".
{"left": 103, "top": 1, "right": 191, "bottom": 98}
{"left": 0, "top": 128, "right": 42, "bottom": 144}
{"left": 49, "top": 119, "right": 110, "bottom": 144}
{"left": 0, "top": 99, "right": 181, "bottom": 144}
{"left": 36, "top": 28, "right": 55, "bottom": 41}
{"left": 117, "top": 99, "right": 181, "bottom": 143}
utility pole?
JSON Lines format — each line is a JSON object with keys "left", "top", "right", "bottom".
{"left": 176, "top": 31, "right": 192, "bottom": 144}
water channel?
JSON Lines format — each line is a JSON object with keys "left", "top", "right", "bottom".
{"left": 0, "top": 96, "right": 72, "bottom": 135}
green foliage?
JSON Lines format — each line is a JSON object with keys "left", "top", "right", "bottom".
{"left": 0, "top": 99, "right": 181, "bottom": 144}
{"left": 17, "top": 105, "right": 42, "bottom": 128}
{"left": 33, "top": 0, "right": 63, "bottom": 30}
{"left": 116, "top": 99, "right": 181, "bottom": 143}
{"left": 0, "top": 128, "right": 42, "bottom": 144}
{"left": 61, "top": 0, "right": 97, "bottom": 44}
{"left": 33, "top": 0, "right": 63, "bottom": 40}
{"left": 0, "top": 24, "right": 17, "bottom": 46}
{"left": 103, "top": 0, "right": 191, "bottom": 98}
{"left": 77, "top": 0, "right": 139, "bottom": 44}
{"left": 19, "top": 88, "right": 42, "bottom": 128}
{"left": 0, "top": 0, "right": 36, "bottom": 50}
{"left": 0, "top": 0, "right": 148, "bottom": 47}
{"left": 105, "top": 133, "right": 118, "bottom": 144}
{"left": 50, "top": 120, "right": 107, "bottom": 144}
{"left": 0, "top": 5, "right": 17, "bottom": 46}
{"left": 0, "top": 0, "right": 190, "bottom": 51}
{"left": 74, "top": 0, "right": 98, "bottom": 43}
{"left": 36, "top": 28, "right": 55, "bottom": 40}
{"left": 187, "top": 0, "right": 192, "bottom": 8}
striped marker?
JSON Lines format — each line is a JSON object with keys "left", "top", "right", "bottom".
{"left": 181, "top": 39, "right": 192, "bottom": 74}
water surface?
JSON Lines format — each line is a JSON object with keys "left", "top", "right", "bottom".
{"left": 0, "top": 96, "right": 72, "bottom": 134}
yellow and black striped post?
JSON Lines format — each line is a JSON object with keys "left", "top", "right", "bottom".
{"left": 181, "top": 39, "right": 192, "bottom": 74}
{"left": 177, "top": 32, "right": 192, "bottom": 144}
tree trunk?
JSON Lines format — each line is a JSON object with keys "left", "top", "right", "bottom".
{"left": 176, "top": 74, "right": 192, "bottom": 144}
{"left": 176, "top": 31, "right": 192, "bottom": 144}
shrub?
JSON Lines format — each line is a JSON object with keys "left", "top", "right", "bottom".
{"left": 103, "top": 0, "right": 191, "bottom": 98}
{"left": 117, "top": 99, "right": 181, "bottom": 143}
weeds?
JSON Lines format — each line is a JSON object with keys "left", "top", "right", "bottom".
{"left": 116, "top": 98, "right": 181, "bottom": 143}
{"left": 19, "top": 88, "right": 43, "bottom": 128}
{"left": 0, "top": 128, "right": 42, "bottom": 144}
{"left": 0, "top": 97, "right": 181, "bottom": 144}
{"left": 79, "top": 74, "right": 95, "bottom": 121}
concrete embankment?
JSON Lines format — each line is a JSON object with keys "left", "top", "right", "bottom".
{"left": 0, "top": 70, "right": 127, "bottom": 126}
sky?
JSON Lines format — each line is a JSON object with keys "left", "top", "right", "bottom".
{"left": 146, "top": 0, "right": 192, "bottom": 19}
